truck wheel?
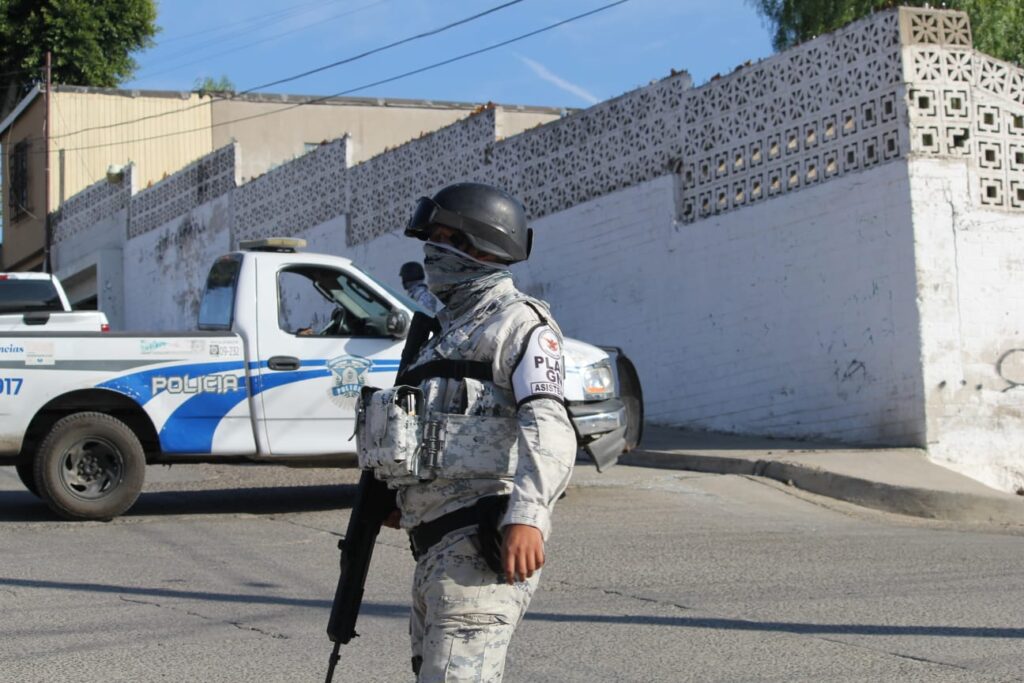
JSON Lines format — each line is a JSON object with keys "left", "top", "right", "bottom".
{"left": 33, "top": 412, "right": 145, "bottom": 521}
{"left": 15, "top": 462, "right": 40, "bottom": 497}
{"left": 617, "top": 357, "right": 644, "bottom": 452}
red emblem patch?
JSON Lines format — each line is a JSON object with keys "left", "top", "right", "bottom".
{"left": 538, "top": 329, "right": 561, "bottom": 358}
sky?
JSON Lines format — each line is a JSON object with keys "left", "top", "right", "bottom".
{"left": 123, "top": 0, "right": 776, "bottom": 108}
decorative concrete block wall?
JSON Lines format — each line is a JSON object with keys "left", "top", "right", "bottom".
{"left": 902, "top": 9, "right": 1024, "bottom": 210}
{"left": 346, "top": 108, "right": 496, "bottom": 246}
{"left": 893, "top": 8, "right": 1024, "bottom": 491}
{"left": 490, "top": 72, "right": 693, "bottom": 220}
{"left": 51, "top": 164, "right": 134, "bottom": 245}
{"left": 675, "top": 12, "right": 904, "bottom": 223}
{"left": 129, "top": 144, "right": 237, "bottom": 239}
{"left": 234, "top": 138, "right": 349, "bottom": 245}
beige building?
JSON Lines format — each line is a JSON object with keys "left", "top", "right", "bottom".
{"left": 1, "top": 84, "right": 562, "bottom": 272}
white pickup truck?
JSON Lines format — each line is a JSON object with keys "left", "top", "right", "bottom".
{"left": 0, "top": 272, "right": 110, "bottom": 332}
{"left": 0, "top": 239, "right": 642, "bottom": 520}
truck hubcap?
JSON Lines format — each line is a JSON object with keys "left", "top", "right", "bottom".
{"left": 59, "top": 438, "right": 123, "bottom": 499}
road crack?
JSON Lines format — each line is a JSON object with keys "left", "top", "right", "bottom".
{"left": 119, "top": 596, "right": 288, "bottom": 639}
{"left": 815, "top": 635, "right": 1018, "bottom": 679}
{"left": 546, "top": 578, "right": 694, "bottom": 611}
{"left": 266, "top": 515, "right": 410, "bottom": 551}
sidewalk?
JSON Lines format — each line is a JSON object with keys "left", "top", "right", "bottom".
{"left": 612, "top": 425, "right": 1024, "bottom": 526}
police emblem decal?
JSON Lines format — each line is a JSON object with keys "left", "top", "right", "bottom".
{"left": 327, "top": 355, "right": 372, "bottom": 407}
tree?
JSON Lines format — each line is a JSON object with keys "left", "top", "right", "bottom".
{"left": 748, "top": 0, "right": 1024, "bottom": 65}
{"left": 0, "top": 0, "right": 158, "bottom": 121}
{"left": 193, "top": 75, "right": 235, "bottom": 97}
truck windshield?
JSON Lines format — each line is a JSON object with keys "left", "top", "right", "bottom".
{"left": 371, "top": 276, "right": 426, "bottom": 315}
{"left": 0, "top": 279, "right": 64, "bottom": 313}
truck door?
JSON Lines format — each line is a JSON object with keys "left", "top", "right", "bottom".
{"left": 253, "top": 265, "right": 404, "bottom": 456}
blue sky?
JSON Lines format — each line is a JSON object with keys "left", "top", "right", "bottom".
{"left": 124, "top": 0, "right": 775, "bottom": 107}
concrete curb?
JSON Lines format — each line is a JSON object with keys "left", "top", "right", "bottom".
{"left": 622, "top": 449, "right": 1024, "bottom": 526}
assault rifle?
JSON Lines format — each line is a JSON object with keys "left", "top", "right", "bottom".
{"left": 324, "top": 469, "right": 397, "bottom": 683}
{"left": 324, "top": 311, "right": 436, "bottom": 682}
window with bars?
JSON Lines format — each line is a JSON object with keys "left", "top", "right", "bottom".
{"left": 7, "top": 140, "right": 29, "bottom": 221}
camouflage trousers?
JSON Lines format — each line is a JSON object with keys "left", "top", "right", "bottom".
{"left": 411, "top": 530, "right": 539, "bottom": 682}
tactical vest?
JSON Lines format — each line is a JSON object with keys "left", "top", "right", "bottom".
{"left": 356, "top": 291, "right": 549, "bottom": 487}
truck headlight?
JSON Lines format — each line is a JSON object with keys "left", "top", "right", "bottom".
{"left": 582, "top": 360, "right": 616, "bottom": 401}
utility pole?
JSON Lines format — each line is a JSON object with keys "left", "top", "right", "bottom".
{"left": 42, "top": 51, "right": 52, "bottom": 274}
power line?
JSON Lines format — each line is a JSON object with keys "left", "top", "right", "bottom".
{"left": 37, "top": 0, "right": 630, "bottom": 154}
{"left": 134, "top": 0, "right": 393, "bottom": 81}
{"left": 51, "top": 97, "right": 94, "bottom": 205}
{"left": 51, "top": 0, "right": 526, "bottom": 141}
{"left": 154, "top": 0, "right": 342, "bottom": 47}
{"left": 246, "top": 0, "right": 526, "bottom": 93}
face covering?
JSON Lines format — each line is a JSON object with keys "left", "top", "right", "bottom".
{"left": 423, "top": 242, "right": 510, "bottom": 304}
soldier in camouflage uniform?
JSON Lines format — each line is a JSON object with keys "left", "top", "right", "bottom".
{"left": 389, "top": 182, "right": 577, "bottom": 682}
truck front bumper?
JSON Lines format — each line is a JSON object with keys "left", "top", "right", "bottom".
{"left": 567, "top": 398, "right": 626, "bottom": 472}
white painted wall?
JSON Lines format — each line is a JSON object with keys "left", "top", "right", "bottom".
{"left": 343, "top": 165, "right": 927, "bottom": 447}
{"left": 123, "top": 195, "right": 233, "bottom": 332}
{"left": 53, "top": 208, "right": 128, "bottom": 328}
{"left": 909, "top": 158, "right": 1024, "bottom": 492}
{"left": 528, "top": 168, "right": 926, "bottom": 444}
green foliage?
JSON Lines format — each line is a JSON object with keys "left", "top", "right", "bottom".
{"left": 193, "top": 75, "right": 235, "bottom": 96}
{"left": 748, "top": 0, "right": 1024, "bottom": 65}
{"left": 0, "top": 0, "right": 158, "bottom": 119}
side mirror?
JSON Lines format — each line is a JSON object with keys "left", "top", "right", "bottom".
{"left": 386, "top": 309, "right": 410, "bottom": 339}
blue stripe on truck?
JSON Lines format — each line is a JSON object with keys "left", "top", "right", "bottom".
{"left": 138, "top": 359, "right": 399, "bottom": 453}
{"left": 97, "top": 361, "right": 246, "bottom": 404}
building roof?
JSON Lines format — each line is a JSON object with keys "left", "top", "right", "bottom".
{"left": 50, "top": 84, "right": 567, "bottom": 115}
{"left": 0, "top": 83, "right": 567, "bottom": 138}
{"left": 0, "top": 85, "right": 41, "bottom": 136}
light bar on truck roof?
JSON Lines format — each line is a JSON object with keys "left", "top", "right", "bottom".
{"left": 239, "top": 237, "right": 307, "bottom": 253}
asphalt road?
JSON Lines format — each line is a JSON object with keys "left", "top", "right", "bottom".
{"left": 1, "top": 462, "right": 1022, "bottom": 683}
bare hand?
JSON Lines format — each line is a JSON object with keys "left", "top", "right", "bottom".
{"left": 501, "top": 524, "right": 544, "bottom": 584}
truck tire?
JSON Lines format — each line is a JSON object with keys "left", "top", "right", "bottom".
{"left": 15, "top": 462, "right": 40, "bottom": 497}
{"left": 617, "top": 357, "right": 644, "bottom": 452}
{"left": 33, "top": 412, "right": 145, "bottom": 521}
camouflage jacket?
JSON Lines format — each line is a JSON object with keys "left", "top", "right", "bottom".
{"left": 405, "top": 280, "right": 440, "bottom": 314}
{"left": 396, "top": 277, "right": 576, "bottom": 540}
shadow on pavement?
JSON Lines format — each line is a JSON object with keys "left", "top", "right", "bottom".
{"left": 1, "top": 576, "right": 1021, "bottom": 640}
{"left": 0, "top": 483, "right": 358, "bottom": 523}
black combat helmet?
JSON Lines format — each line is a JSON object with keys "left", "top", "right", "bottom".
{"left": 405, "top": 182, "right": 533, "bottom": 264}
{"left": 399, "top": 261, "right": 425, "bottom": 286}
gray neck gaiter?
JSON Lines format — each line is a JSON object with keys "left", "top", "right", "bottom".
{"left": 422, "top": 242, "right": 511, "bottom": 307}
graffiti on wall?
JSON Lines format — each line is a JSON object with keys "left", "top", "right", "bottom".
{"left": 997, "top": 348, "right": 1024, "bottom": 391}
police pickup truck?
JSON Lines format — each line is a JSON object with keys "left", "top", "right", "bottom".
{"left": 0, "top": 239, "right": 642, "bottom": 520}
{"left": 0, "top": 272, "right": 110, "bottom": 332}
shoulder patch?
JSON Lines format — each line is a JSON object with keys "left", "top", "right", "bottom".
{"left": 511, "top": 325, "right": 564, "bottom": 405}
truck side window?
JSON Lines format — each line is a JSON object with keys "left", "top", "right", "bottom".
{"left": 336, "top": 273, "right": 393, "bottom": 337}
{"left": 198, "top": 254, "right": 243, "bottom": 330}
{"left": 279, "top": 269, "right": 340, "bottom": 336}
{"left": 278, "top": 267, "right": 394, "bottom": 338}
